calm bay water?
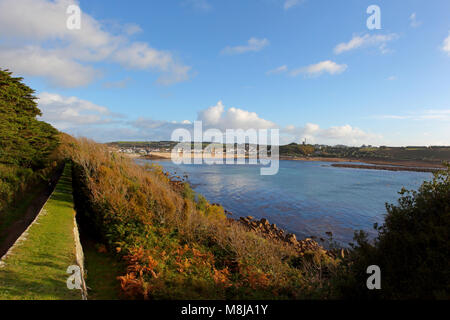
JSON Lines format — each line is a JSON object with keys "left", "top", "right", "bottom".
{"left": 138, "top": 159, "right": 431, "bottom": 245}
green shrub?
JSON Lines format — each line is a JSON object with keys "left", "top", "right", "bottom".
{"left": 333, "top": 165, "right": 450, "bottom": 299}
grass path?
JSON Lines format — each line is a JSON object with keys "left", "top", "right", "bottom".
{"left": 0, "top": 163, "right": 81, "bottom": 300}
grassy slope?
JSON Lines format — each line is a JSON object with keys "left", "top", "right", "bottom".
{"left": 0, "top": 163, "right": 81, "bottom": 300}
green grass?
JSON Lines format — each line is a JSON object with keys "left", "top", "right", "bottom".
{"left": 82, "top": 239, "right": 123, "bottom": 300}
{"left": 0, "top": 163, "right": 81, "bottom": 300}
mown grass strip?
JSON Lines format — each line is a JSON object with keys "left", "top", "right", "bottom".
{"left": 0, "top": 163, "right": 81, "bottom": 300}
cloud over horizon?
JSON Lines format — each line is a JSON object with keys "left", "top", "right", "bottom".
{"left": 37, "top": 92, "right": 123, "bottom": 130}
{"left": 283, "top": 123, "right": 381, "bottom": 146}
{"left": 38, "top": 93, "right": 382, "bottom": 146}
{"left": 377, "top": 109, "right": 450, "bottom": 121}
{"left": 197, "top": 101, "right": 277, "bottom": 131}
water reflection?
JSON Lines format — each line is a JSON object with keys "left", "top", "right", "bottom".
{"left": 138, "top": 159, "right": 431, "bottom": 246}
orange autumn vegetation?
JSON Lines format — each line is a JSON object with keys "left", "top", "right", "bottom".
{"left": 63, "top": 136, "right": 337, "bottom": 299}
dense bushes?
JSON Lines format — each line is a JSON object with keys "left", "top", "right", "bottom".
{"left": 333, "top": 165, "right": 450, "bottom": 299}
{"left": 0, "top": 164, "right": 56, "bottom": 213}
{"left": 279, "top": 143, "right": 315, "bottom": 156}
{"left": 69, "top": 138, "right": 334, "bottom": 299}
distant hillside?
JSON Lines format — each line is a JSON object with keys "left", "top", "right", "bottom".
{"left": 279, "top": 143, "right": 450, "bottom": 162}
{"left": 108, "top": 141, "right": 450, "bottom": 164}
{"left": 306, "top": 145, "right": 450, "bottom": 163}
{"left": 108, "top": 141, "right": 178, "bottom": 149}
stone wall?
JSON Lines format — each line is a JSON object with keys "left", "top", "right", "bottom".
{"left": 73, "top": 216, "right": 88, "bottom": 300}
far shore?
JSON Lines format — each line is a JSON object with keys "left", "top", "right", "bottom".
{"left": 279, "top": 156, "right": 446, "bottom": 169}
{"left": 119, "top": 151, "right": 446, "bottom": 171}
{"left": 330, "top": 163, "right": 438, "bottom": 173}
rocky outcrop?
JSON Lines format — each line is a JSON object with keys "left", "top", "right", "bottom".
{"left": 237, "top": 216, "right": 331, "bottom": 256}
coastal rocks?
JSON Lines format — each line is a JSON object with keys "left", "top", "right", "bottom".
{"left": 237, "top": 216, "right": 330, "bottom": 256}
{"left": 285, "top": 233, "right": 298, "bottom": 245}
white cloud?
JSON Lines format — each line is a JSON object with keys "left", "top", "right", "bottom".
{"left": 0, "top": 0, "right": 78, "bottom": 40}
{"left": 123, "top": 23, "right": 142, "bottom": 36}
{"left": 334, "top": 33, "right": 398, "bottom": 54}
{"left": 37, "top": 92, "right": 122, "bottom": 130}
{"left": 0, "top": 0, "right": 191, "bottom": 87}
{"left": 197, "top": 101, "right": 225, "bottom": 126}
{"left": 0, "top": 0, "right": 120, "bottom": 58}
{"left": 267, "top": 65, "right": 288, "bottom": 75}
{"left": 283, "top": 0, "right": 302, "bottom": 10}
{"left": 283, "top": 123, "right": 381, "bottom": 146}
{"left": 36, "top": 93, "right": 448, "bottom": 146}
{"left": 38, "top": 92, "right": 385, "bottom": 146}
{"left": 442, "top": 32, "right": 450, "bottom": 55}
{"left": 221, "top": 38, "right": 269, "bottom": 55}
{"left": 0, "top": 46, "right": 97, "bottom": 87}
{"left": 290, "top": 60, "right": 347, "bottom": 77}
{"left": 113, "top": 42, "right": 191, "bottom": 85}
{"left": 387, "top": 75, "right": 397, "bottom": 81}
{"left": 197, "top": 101, "right": 276, "bottom": 130}
{"left": 378, "top": 109, "right": 450, "bottom": 121}
{"left": 409, "top": 13, "right": 421, "bottom": 28}
{"left": 222, "top": 107, "right": 276, "bottom": 130}
{"left": 423, "top": 109, "right": 450, "bottom": 120}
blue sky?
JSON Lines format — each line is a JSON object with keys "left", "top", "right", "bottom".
{"left": 1, "top": 0, "right": 449, "bottom": 146}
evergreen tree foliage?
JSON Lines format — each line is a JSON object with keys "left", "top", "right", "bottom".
{"left": 0, "top": 69, "right": 59, "bottom": 169}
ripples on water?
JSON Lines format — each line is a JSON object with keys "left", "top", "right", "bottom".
{"left": 138, "top": 159, "right": 431, "bottom": 246}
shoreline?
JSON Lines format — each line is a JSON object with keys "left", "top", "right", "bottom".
{"left": 330, "top": 163, "right": 438, "bottom": 173}
{"left": 279, "top": 156, "right": 445, "bottom": 169}
{"left": 133, "top": 152, "right": 446, "bottom": 171}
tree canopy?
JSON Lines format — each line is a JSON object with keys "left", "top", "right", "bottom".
{"left": 0, "top": 69, "right": 59, "bottom": 169}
